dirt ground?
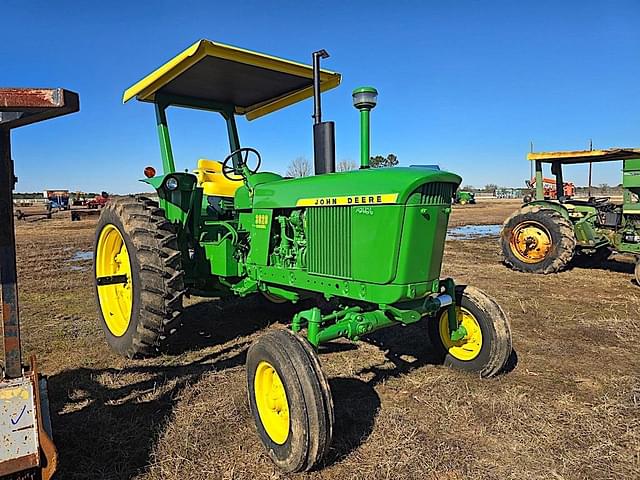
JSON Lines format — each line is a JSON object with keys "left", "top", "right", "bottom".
{"left": 4, "top": 199, "right": 639, "bottom": 480}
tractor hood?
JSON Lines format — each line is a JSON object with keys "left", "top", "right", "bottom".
{"left": 244, "top": 167, "right": 461, "bottom": 209}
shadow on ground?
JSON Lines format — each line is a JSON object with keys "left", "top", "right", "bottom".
{"left": 48, "top": 295, "right": 305, "bottom": 479}
{"left": 47, "top": 297, "right": 517, "bottom": 478}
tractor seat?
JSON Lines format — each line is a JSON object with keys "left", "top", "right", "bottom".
{"left": 193, "top": 159, "right": 242, "bottom": 197}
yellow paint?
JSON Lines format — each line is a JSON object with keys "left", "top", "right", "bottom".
{"left": 96, "top": 224, "right": 133, "bottom": 337}
{"left": 193, "top": 159, "right": 242, "bottom": 197}
{"left": 123, "top": 39, "right": 341, "bottom": 121}
{"left": 0, "top": 386, "right": 29, "bottom": 401}
{"left": 254, "top": 361, "right": 290, "bottom": 444}
{"left": 245, "top": 75, "right": 341, "bottom": 120}
{"left": 509, "top": 221, "right": 552, "bottom": 264}
{"left": 438, "top": 307, "right": 483, "bottom": 361}
{"left": 528, "top": 148, "right": 640, "bottom": 161}
{"left": 296, "top": 193, "right": 399, "bottom": 207}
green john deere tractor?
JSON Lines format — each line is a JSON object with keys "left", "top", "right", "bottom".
{"left": 501, "top": 148, "right": 640, "bottom": 282}
{"left": 93, "top": 40, "right": 513, "bottom": 472}
{"left": 454, "top": 190, "right": 476, "bottom": 205}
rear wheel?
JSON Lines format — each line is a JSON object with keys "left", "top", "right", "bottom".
{"left": 247, "top": 329, "right": 333, "bottom": 473}
{"left": 501, "top": 206, "right": 576, "bottom": 273}
{"left": 635, "top": 258, "right": 640, "bottom": 286}
{"left": 94, "top": 196, "right": 184, "bottom": 357}
{"left": 428, "top": 285, "right": 512, "bottom": 378}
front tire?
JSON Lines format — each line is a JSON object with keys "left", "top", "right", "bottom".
{"left": 94, "top": 196, "right": 184, "bottom": 357}
{"left": 247, "top": 329, "right": 333, "bottom": 473}
{"left": 501, "top": 206, "right": 576, "bottom": 273}
{"left": 428, "top": 285, "right": 512, "bottom": 378}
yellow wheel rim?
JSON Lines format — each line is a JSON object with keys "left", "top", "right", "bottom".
{"left": 509, "top": 221, "right": 552, "bottom": 264}
{"left": 96, "top": 224, "right": 133, "bottom": 337}
{"left": 439, "top": 307, "right": 483, "bottom": 361}
{"left": 254, "top": 361, "right": 290, "bottom": 444}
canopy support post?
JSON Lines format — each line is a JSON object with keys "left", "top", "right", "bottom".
{"left": 221, "top": 109, "right": 241, "bottom": 171}
{"left": 155, "top": 103, "right": 176, "bottom": 174}
{"left": 535, "top": 160, "right": 544, "bottom": 200}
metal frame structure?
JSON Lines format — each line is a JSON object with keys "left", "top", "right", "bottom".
{"left": 0, "top": 87, "right": 79, "bottom": 479}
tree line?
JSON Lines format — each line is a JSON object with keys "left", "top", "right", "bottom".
{"left": 286, "top": 154, "right": 399, "bottom": 177}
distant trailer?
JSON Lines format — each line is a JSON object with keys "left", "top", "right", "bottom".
{"left": 496, "top": 188, "right": 525, "bottom": 199}
{"left": 43, "top": 189, "right": 70, "bottom": 209}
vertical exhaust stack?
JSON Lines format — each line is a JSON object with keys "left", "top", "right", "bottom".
{"left": 312, "top": 49, "right": 335, "bottom": 175}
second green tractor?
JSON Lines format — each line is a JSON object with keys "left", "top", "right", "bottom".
{"left": 501, "top": 149, "right": 640, "bottom": 282}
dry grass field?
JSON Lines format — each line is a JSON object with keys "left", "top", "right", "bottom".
{"left": 5, "top": 199, "right": 639, "bottom": 479}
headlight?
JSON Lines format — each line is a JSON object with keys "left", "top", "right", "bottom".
{"left": 165, "top": 176, "right": 179, "bottom": 191}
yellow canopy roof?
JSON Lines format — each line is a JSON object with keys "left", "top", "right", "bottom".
{"left": 123, "top": 39, "right": 341, "bottom": 121}
{"left": 527, "top": 148, "right": 640, "bottom": 164}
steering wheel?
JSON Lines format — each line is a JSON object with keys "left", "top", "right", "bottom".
{"left": 222, "top": 147, "right": 262, "bottom": 181}
{"left": 589, "top": 196, "right": 610, "bottom": 205}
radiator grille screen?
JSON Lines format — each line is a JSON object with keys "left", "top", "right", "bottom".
{"left": 413, "top": 183, "right": 454, "bottom": 205}
{"left": 307, "top": 207, "right": 352, "bottom": 278}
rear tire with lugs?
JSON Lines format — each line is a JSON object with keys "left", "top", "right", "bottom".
{"left": 94, "top": 195, "right": 184, "bottom": 357}
{"left": 501, "top": 206, "right": 576, "bottom": 274}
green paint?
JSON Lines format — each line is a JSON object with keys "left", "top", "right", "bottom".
{"left": 360, "top": 109, "right": 370, "bottom": 168}
{"left": 535, "top": 160, "right": 544, "bottom": 200}
{"left": 155, "top": 104, "right": 175, "bottom": 174}
{"left": 450, "top": 325, "right": 467, "bottom": 342}
{"left": 353, "top": 87, "right": 378, "bottom": 169}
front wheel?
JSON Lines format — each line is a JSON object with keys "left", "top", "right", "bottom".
{"left": 428, "top": 285, "right": 512, "bottom": 378}
{"left": 247, "top": 329, "right": 333, "bottom": 473}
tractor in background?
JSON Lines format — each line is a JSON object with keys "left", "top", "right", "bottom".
{"left": 94, "top": 40, "right": 513, "bottom": 472}
{"left": 523, "top": 176, "right": 575, "bottom": 203}
{"left": 454, "top": 189, "right": 476, "bottom": 205}
{"left": 501, "top": 148, "right": 640, "bottom": 282}
{"left": 87, "top": 191, "right": 109, "bottom": 209}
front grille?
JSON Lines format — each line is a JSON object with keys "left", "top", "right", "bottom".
{"left": 410, "top": 183, "right": 455, "bottom": 205}
{"left": 307, "top": 207, "right": 352, "bottom": 278}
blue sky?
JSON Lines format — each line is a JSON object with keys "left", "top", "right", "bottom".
{"left": 3, "top": 0, "right": 639, "bottom": 193}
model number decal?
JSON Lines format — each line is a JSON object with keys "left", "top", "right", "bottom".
{"left": 355, "top": 207, "right": 374, "bottom": 215}
{"left": 255, "top": 213, "right": 269, "bottom": 229}
{"left": 296, "top": 193, "right": 398, "bottom": 207}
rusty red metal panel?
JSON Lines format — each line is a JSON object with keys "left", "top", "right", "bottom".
{"left": 0, "top": 88, "right": 79, "bottom": 130}
{"left": 0, "top": 454, "right": 39, "bottom": 477}
{"left": 0, "top": 88, "right": 65, "bottom": 109}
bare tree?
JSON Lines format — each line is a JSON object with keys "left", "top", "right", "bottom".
{"left": 336, "top": 159, "right": 358, "bottom": 172}
{"left": 286, "top": 156, "right": 311, "bottom": 178}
